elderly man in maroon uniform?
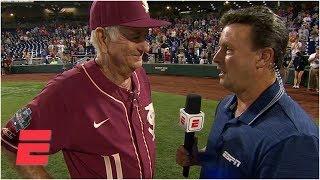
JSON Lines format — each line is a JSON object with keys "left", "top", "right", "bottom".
{"left": 1, "top": 1, "right": 170, "bottom": 178}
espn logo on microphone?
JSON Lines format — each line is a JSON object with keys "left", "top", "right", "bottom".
{"left": 179, "top": 108, "right": 204, "bottom": 132}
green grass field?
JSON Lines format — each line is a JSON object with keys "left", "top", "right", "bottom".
{"left": 1, "top": 81, "right": 218, "bottom": 179}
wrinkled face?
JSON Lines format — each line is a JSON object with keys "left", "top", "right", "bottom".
{"left": 213, "top": 24, "right": 260, "bottom": 93}
{"left": 107, "top": 26, "right": 149, "bottom": 73}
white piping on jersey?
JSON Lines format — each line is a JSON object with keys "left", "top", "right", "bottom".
{"left": 248, "top": 88, "right": 285, "bottom": 125}
{"left": 135, "top": 105, "right": 153, "bottom": 177}
{"left": 1, "top": 137, "right": 18, "bottom": 150}
{"left": 112, "top": 152, "right": 123, "bottom": 178}
{"left": 133, "top": 70, "right": 152, "bottom": 177}
{"left": 81, "top": 64, "right": 142, "bottom": 178}
{"left": 102, "top": 155, "right": 113, "bottom": 179}
{"left": 133, "top": 72, "right": 141, "bottom": 96}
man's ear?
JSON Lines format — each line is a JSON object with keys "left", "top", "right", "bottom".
{"left": 256, "top": 48, "right": 274, "bottom": 69}
{"left": 95, "top": 27, "right": 108, "bottom": 54}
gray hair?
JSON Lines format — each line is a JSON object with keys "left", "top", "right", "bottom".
{"left": 90, "top": 26, "right": 120, "bottom": 56}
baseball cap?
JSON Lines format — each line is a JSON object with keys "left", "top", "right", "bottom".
{"left": 90, "top": 1, "right": 171, "bottom": 30}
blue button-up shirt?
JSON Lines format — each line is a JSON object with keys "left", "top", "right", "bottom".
{"left": 199, "top": 81, "right": 319, "bottom": 178}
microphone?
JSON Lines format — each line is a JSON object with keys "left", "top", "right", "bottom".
{"left": 179, "top": 94, "right": 204, "bottom": 177}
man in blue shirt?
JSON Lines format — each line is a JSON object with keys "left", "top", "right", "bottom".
{"left": 176, "top": 6, "right": 319, "bottom": 178}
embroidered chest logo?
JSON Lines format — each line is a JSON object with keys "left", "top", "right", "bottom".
{"left": 94, "top": 118, "right": 110, "bottom": 129}
{"left": 145, "top": 103, "right": 155, "bottom": 141}
{"left": 222, "top": 151, "right": 241, "bottom": 167}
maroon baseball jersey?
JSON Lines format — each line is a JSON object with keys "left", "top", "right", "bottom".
{"left": 1, "top": 60, "right": 156, "bottom": 178}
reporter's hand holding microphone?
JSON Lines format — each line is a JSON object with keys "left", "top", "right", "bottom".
{"left": 176, "top": 94, "right": 204, "bottom": 177}
{"left": 176, "top": 137, "right": 200, "bottom": 166}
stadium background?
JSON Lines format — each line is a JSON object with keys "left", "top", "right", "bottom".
{"left": 1, "top": 1, "right": 319, "bottom": 178}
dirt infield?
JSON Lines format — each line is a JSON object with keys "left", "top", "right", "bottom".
{"left": 2, "top": 73, "right": 319, "bottom": 120}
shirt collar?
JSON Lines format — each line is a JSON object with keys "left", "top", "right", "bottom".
{"left": 225, "top": 80, "right": 285, "bottom": 125}
{"left": 84, "top": 59, "right": 141, "bottom": 97}
{"left": 224, "top": 95, "right": 237, "bottom": 112}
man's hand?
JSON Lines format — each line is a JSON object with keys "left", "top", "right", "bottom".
{"left": 176, "top": 137, "right": 200, "bottom": 167}
{"left": 2, "top": 147, "right": 53, "bottom": 179}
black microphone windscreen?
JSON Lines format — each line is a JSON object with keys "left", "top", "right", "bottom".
{"left": 185, "top": 94, "right": 201, "bottom": 114}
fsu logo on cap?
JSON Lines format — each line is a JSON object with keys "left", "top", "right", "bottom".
{"left": 142, "top": 0, "right": 149, "bottom": 13}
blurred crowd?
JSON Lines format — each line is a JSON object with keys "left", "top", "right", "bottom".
{"left": 1, "top": 4, "right": 319, "bottom": 91}
{"left": 145, "top": 14, "right": 220, "bottom": 64}
{"left": 145, "top": 5, "right": 319, "bottom": 65}
{"left": 279, "top": 5, "right": 319, "bottom": 91}
{"left": 2, "top": 5, "right": 318, "bottom": 64}
{"left": 1, "top": 22, "right": 93, "bottom": 67}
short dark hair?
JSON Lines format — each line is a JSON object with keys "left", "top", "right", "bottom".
{"left": 220, "top": 6, "right": 289, "bottom": 68}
